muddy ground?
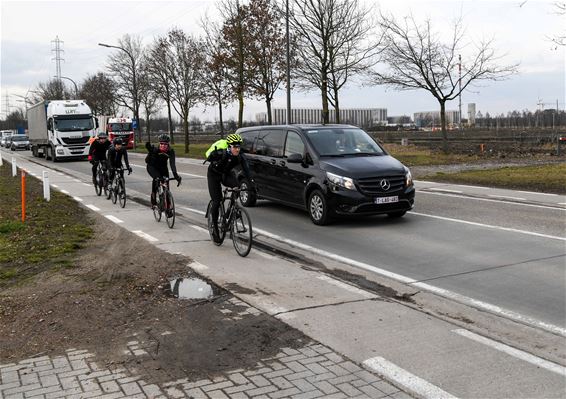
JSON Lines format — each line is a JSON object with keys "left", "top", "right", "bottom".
{"left": 0, "top": 213, "right": 306, "bottom": 381}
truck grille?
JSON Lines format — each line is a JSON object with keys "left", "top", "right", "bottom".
{"left": 356, "top": 175, "right": 405, "bottom": 195}
{"left": 61, "top": 136, "right": 89, "bottom": 145}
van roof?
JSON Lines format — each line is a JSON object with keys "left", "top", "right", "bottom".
{"left": 237, "top": 124, "right": 359, "bottom": 133}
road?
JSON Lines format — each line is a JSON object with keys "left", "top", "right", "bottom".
{"left": 3, "top": 147, "right": 565, "bottom": 398}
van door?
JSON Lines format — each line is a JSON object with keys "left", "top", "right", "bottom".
{"left": 278, "top": 131, "right": 309, "bottom": 206}
{"left": 254, "top": 129, "right": 285, "bottom": 199}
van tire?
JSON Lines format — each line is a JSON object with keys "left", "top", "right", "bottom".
{"left": 308, "top": 189, "right": 331, "bottom": 225}
{"left": 239, "top": 179, "right": 257, "bottom": 207}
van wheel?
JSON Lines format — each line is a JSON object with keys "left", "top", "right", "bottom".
{"left": 387, "top": 211, "right": 406, "bottom": 218}
{"left": 239, "top": 179, "right": 257, "bottom": 207}
{"left": 308, "top": 189, "right": 331, "bottom": 225}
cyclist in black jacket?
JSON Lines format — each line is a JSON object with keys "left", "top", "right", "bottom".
{"left": 107, "top": 138, "right": 132, "bottom": 184}
{"left": 145, "top": 134, "right": 181, "bottom": 207}
{"left": 88, "top": 132, "right": 111, "bottom": 185}
{"left": 206, "top": 133, "right": 252, "bottom": 242}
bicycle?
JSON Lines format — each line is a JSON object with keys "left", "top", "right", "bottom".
{"left": 153, "top": 177, "right": 179, "bottom": 228}
{"left": 205, "top": 187, "right": 253, "bottom": 257}
{"left": 110, "top": 167, "right": 128, "bottom": 208}
{"left": 93, "top": 161, "right": 109, "bottom": 197}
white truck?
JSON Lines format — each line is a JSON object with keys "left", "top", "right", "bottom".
{"left": 28, "top": 100, "right": 98, "bottom": 161}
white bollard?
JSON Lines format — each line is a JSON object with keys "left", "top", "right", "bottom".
{"left": 0, "top": 151, "right": 3, "bottom": 166}
{"left": 43, "top": 171, "right": 50, "bottom": 202}
{"left": 12, "top": 158, "right": 16, "bottom": 176}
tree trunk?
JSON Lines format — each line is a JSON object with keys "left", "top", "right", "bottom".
{"left": 218, "top": 94, "right": 224, "bottom": 138}
{"left": 334, "top": 87, "right": 340, "bottom": 124}
{"left": 167, "top": 100, "right": 174, "bottom": 145}
{"left": 321, "top": 75, "right": 329, "bottom": 124}
{"left": 146, "top": 109, "right": 151, "bottom": 142}
{"left": 184, "top": 111, "right": 190, "bottom": 154}
{"left": 440, "top": 100, "right": 448, "bottom": 153}
{"left": 266, "top": 95, "right": 272, "bottom": 125}
{"left": 238, "top": 89, "right": 244, "bottom": 128}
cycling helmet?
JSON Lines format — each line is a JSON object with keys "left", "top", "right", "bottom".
{"left": 158, "top": 134, "right": 170, "bottom": 143}
{"left": 226, "top": 133, "right": 243, "bottom": 145}
{"left": 113, "top": 137, "right": 123, "bottom": 145}
{"left": 98, "top": 132, "right": 108, "bottom": 138}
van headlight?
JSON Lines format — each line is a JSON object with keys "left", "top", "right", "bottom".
{"left": 326, "top": 172, "right": 356, "bottom": 191}
{"left": 404, "top": 167, "right": 413, "bottom": 187}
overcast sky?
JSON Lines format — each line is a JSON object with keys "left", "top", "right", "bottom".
{"left": 1, "top": 0, "right": 564, "bottom": 121}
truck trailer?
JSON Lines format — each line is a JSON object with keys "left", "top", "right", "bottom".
{"left": 28, "top": 100, "right": 98, "bottom": 161}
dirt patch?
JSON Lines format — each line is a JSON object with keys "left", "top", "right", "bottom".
{"left": 0, "top": 213, "right": 306, "bottom": 380}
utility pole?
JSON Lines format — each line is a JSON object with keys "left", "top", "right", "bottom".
{"left": 458, "top": 54, "right": 462, "bottom": 129}
{"left": 286, "top": 0, "right": 292, "bottom": 125}
{"left": 51, "top": 36, "right": 65, "bottom": 81}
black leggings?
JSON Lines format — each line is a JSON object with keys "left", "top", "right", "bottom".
{"left": 147, "top": 165, "right": 169, "bottom": 195}
{"left": 208, "top": 169, "right": 238, "bottom": 225}
{"left": 91, "top": 159, "right": 107, "bottom": 180}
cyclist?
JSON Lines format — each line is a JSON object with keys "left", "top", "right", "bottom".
{"left": 145, "top": 134, "right": 181, "bottom": 208}
{"left": 205, "top": 133, "right": 253, "bottom": 243}
{"left": 107, "top": 137, "right": 133, "bottom": 187}
{"left": 88, "top": 132, "right": 111, "bottom": 186}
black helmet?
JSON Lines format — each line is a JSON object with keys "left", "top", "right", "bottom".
{"left": 113, "top": 137, "right": 123, "bottom": 145}
{"left": 158, "top": 134, "right": 170, "bottom": 143}
{"left": 98, "top": 132, "right": 108, "bottom": 138}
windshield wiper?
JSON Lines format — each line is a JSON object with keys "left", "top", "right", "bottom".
{"left": 320, "top": 154, "right": 345, "bottom": 157}
{"left": 351, "top": 152, "right": 382, "bottom": 156}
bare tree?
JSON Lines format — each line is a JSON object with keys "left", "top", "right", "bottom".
{"left": 105, "top": 34, "right": 145, "bottom": 144}
{"left": 289, "top": 0, "right": 377, "bottom": 124}
{"left": 551, "top": 2, "right": 566, "bottom": 47}
{"left": 246, "top": 0, "right": 287, "bottom": 125}
{"left": 219, "top": 0, "right": 252, "bottom": 128}
{"left": 31, "top": 79, "right": 71, "bottom": 103}
{"left": 374, "top": 14, "right": 518, "bottom": 151}
{"left": 167, "top": 28, "right": 205, "bottom": 153}
{"left": 138, "top": 66, "right": 162, "bottom": 142}
{"left": 145, "top": 35, "right": 177, "bottom": 143}
{"left": 79, "top": 72, "right": 116, "bottom": 116}
{"left": 201, "top": 15, "right": 235, "bottom": 136}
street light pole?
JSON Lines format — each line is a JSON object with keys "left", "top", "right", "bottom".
{"left": 55, "top": 76, "right": 78, "bottom": 98}
{"left": 286, "top": 0, "right": 292, "bottom": 125}
{"left": 98, "top": 42, "right": 139, "bottom": 145}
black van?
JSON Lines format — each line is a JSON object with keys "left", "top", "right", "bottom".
{"left": 236, "top": 124, "right": 415, "bottom": 225}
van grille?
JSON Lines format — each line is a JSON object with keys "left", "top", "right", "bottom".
{"left": 356, "top": 175, "right": 405, "bottom": 195}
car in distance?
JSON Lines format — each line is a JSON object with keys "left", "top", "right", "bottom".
{"left": 236, "top": 124, "right": 415, "bottom": 225}
{"left": 10, "top": 135, "right": 31, "bottom": 151}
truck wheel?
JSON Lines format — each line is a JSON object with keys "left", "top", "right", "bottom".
{"left": 51, "top": 146, "right": 57, "bottom": 162}
{"left": 45, "top": 146, "right": 51, "bottom": 160}
{"left": 32, "top": 146, "right": 38, "bottom": 157}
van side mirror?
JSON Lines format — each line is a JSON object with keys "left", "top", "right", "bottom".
{"left": 47, "top": 119, "right": 53, "bottom": 131}
{"left": 287, "top": 153, "right": 303, "bottom": 163}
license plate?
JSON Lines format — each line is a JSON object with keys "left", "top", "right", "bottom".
{"left": 374, "top": 196, "right": 399, "bottom": 204}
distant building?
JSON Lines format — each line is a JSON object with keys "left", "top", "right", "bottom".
{"left": 256, "top": 108, "right": 388, "bottom": 128}
{"left": 467, "top": 103, "right": 476, "bottom": 126}
{"left": 413, "top": 110, "right": 460, "bottom": 129}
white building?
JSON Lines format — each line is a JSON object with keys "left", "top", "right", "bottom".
{"left": 413, "top": 110, "right": 461, "bottom": 128}
{"left": 256, "top": 108, "right": 387, "bottom": 128}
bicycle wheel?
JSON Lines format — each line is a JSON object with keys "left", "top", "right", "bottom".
{"left": 207, "top": 201, "right": 226, "bottom": 245}
{"left": 111, "top": 181, "right": 118, "bottom": 204}
{"left": 153, "top": 191, "right": 162, "bottom": 222}
{"left": 118, "top": 178, "right": 127, "bottom": 208}
{"left": 231, "top": 205, "right": 252, "bottom": 257}
{"left": 95, "top": 171, "right": 102, "bottom": 196}
{"left": 103, "top": 174, "right": 109, "bottom": 198}
{"left": 165, "top": 190, "right": 175, "bottom": 228}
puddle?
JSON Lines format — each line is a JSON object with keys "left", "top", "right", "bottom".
{"left": 169, "top": 278, "right": 214, "bottom": 299}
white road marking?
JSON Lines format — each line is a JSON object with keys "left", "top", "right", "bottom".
{"left": 85, "top": 204, "right": 100, "bottom": 211}
{"left": 182, "top": 206, "right": 205, "bottom": 215}
{"left": 130, "top": 163, "right": 204, "bottom": 178}
{"left": 317, "top": 275, "right": 377, "bottom": 299}
{"left": 82, "top": 183, "right": 90, "bottom": 187}
{"left": 453, "top": 329, "right": 566, "bottom": 377}
{"left": 189, "top": 261, "right": 209, "bottom": 271}
{"left": 427, "top": 188, "right": 463, "bottom": 194}
{"left": 410, "top": 211, "right": 566, "bottom": 241}
{"left": 105, "top": 215, "right": 124, "bottom": 224}
{"left": 516, "top": 190, "right": 562, "bottom": 197}
{"left": 363, "top": 357, "right": 457, "bottom": 399}
{"left": 73, "top": 179, "right": 81, "bottom": 182}
{"left": 52, "top": 184, "right": 59, "bottom": 188}
{"left": 133, "top": 230, "right": 158, "bottom": 242}
{"left": 488, "top": 194, "right": 526, "bottom": 201}
{"left": 418, "top": 191, "right": 564, "bottom": 210}
{"left": 559, "top": 203, "right": 566, "bottom": 206}
{"left": 72, "top": 197, "right": 83, "bottom": 202}
{"left": 190, "top": 225, "right": 208, "bottom": 234}
{"left": 60, "top": 189, "right": 69, "bottom": 194}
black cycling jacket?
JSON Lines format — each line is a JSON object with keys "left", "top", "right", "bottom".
{"left": 145, "top": 142, "right": 179, "bottom": 177}
{"left": 89, "top": 139, "right": 111, "bottom": 161}
{"left": 206, "top": 148, "right": 251, "bottom": 179}
{"left": 107, "top": 145, "right": 130, "bottom": 169}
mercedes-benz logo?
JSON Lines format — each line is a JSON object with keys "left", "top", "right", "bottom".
{"left": 380, "top": 179, "right": 391, "bottom": 191}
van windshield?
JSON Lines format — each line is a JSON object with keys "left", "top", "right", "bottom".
{"left": 305, "top": 128, "right": 385, "bottom": 157}
{"left": 55, "top": 116, "right": 94, "bottom": 132}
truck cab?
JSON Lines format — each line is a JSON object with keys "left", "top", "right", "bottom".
{"left": 106, "top": 117, "right": 135, "bottom": 149}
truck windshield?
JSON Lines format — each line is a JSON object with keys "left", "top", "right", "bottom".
{"left": 109, "top": 123, "right": 132, "bottom": 132}
{"left": 55, "top": 116, "right": 94, "bottom": 132}
{"left": 305, "top": 128, "right": 386, "bottom": 157}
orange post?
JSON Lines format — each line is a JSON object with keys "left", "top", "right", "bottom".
{"left": 479, "top": 143, "right": 485, "bottom": 153}
{"left": 21, "top": 170, "right": 26, "bottom": 223}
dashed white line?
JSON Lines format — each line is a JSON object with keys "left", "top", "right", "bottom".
{"left": 132, "top": 230, "right": 158, "bottom": 242}
{"left": 427, "top": 188, "right": 463, "bottom": 194}
{"left": 52, "top": 184, "right": 59, "bottom": 188}
{"left": 453, "top": 329, "right": 566, "bottom": 377}
{"left": 182, "top": 206, "right": 205, "bottom": 215}
{"left": 189, "top": 261, "right": 209, "bottom": 271}
{"left": 72, "top": 197, "right": 83, "bottom": 202}
{"left": 60, "top": 189, "right": 69, "bottom": 194}
{"left": 190, "top": 225, "right": 208, "bottom": 234}
{"left": 488, "top": 194, "right": 526, "bottom": 201}
{"left": 363, "top": 357, "right": 457, "bottom": 399}
{"left": 85, "top": 204, "right": 100, "bottom": 211}
{"left": 317, "top": 275, "right": 377, "bottom": 299}
{"left": 82, "top": 183, "right": 90, "bottom": 187}
{"left": 516, "top": 190, "right": 562, "bottom": 197}
{"left": 105, "top": 215, "right": 124, "bottom": 224}
{"left": 410, "top": 211, "right": 565, "bottom": 241}
{"left": 418, "top": 191, "right": 564, "bottom": 210}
